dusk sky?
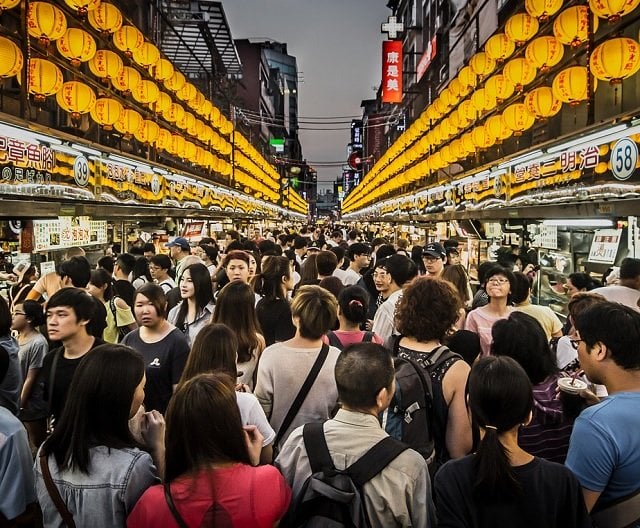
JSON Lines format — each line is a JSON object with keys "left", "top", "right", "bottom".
{"left": 223, "top": 0, "right": 391, "bottom": 187}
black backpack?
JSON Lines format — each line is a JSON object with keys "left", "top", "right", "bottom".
{"left": 326, "top": 331, "right": 374, "bottom": 351}
{"left": 382, "top": 335, "right": 460, "bottom": 466}
{"left": 282, "top": 422, "right": 408, "bottom": 528}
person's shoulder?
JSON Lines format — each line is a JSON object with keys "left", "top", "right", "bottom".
{"left": 434, "top": 454, "right": 474, "bottom": 483}
{"left": 236, "top": 390, "right": 260, "bottom": 409}
{"left": 531, "top": 457, "right": 581, "bottom": 483}
{"left": 0, "top": 406, "right": 25, "bottom": 436}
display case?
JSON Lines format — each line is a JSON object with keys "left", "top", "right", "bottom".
{"left": 467, "top": 239, "right": 493, "bottom": 282}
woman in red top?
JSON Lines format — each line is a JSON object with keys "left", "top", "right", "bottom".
{"left": 128, "top": 372, "right": 291, "bottom": 528}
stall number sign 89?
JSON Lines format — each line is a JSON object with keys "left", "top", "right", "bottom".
{"left": 611, "top": 138, "right": 638, "bottom": 181}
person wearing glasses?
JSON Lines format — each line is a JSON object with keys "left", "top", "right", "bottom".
{"left": 465, "top": 266, "right": 516, "bottom": 357}
{"left": 148, "top": 255, "right": 175, "bottom": 295}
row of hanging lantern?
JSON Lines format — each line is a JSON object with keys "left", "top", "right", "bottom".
{"left": 343, "top": 0, "right": 640, "bottom": 214}
{"left": 0, "top": 0, "right": 285, "bottom": 204}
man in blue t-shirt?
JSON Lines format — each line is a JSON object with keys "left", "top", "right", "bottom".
{"left": 566, "top": 302, "right": 640, "bottom": 515}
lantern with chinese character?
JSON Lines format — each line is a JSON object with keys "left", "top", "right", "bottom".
{"left": 188, "top": 90, "right": 205, "bottom": 112}
{"left": 56, "top": 81, "right": 96, "bottom": 121}
{"left": 134, "top": 119, "right": 160, "bottom": 145}
{"left": 0, "top": 36, "right": 23, "bottom": 79}
{"left": 133, "top": 79, "right": 160, "bottom": 105}
{"left": 472, "top": 125, "right": 496, "bottom": 149}
{"left": 199, "top": 99, "right": 213, "bottom": 119}
{"left": 90, "top": 97, "right": 123, "bottom": 130}
{"left": 504, "top": 58, "right": 537, "bottom": 91}
{"left": 502, "top": 103, "right": 535, "bottom": 135}
{"left": 27, "top": 58, "right": 63, "bottom": 102}
{"left": 168, "top": 134, "right": 186, "bottom": 157}
{"left": 432, "top": 97, "right": 449, "bottom": 116}
{"left": 505, "top": 13, "right": 539, "bottom": 45}
{"left": 485, "top": 74, "right": 515, "bottom": 102}
{"left": 470, "top": 52, "right": 496, "bottom": 77}
{"left": 165, "top": 70, "right": 186, "bottom": 92}
{"left": 459, "top": 99, "right": 477, "bottom": 122}
{"left": 156, "top": 128, "right": 171, "bottom": 151}
{"left": 471, "top": 88, "right": 496, "bottom": 113}
{"left": 133, "top": 42, "right": 160, "bottom": 69}
{"left": 88, "top": 49, "right": 123, "bottom": 81}
{"left": 164, "top": 103, "right": 185, "bottom": 123}
{"left": 554, "top": 6, "right": 598, "bottom": 47}
{"left": 589, "top": 0, "right": 640, "bottom": 22}
{"left": 27, "top": 2, "right": 67, "bottom": 46}
{"left": 458, "top": 65, "right": 477, "bottom": 90}
{"left": 590, "top": 37, "right": 640, "bottom": 84}
{"left": 449, "top": 111, "right": 468, "bottom": 133}
{"left": 177, "top": 111, "right": 196, "bottom": 132}
{"left": 449, "top": 78, "right": 466, "bottom": 99}
{"left": 183, "top": 141, "right": 197, "bottom": 161}
{"left": 552, "top": 66, "right": 596, "bottom": 105}
{"left": 152, "top": 91, "right": 172, "bottom": 116}
{"left": 176, "top": 82, "right": 197, "bottom": 103}
{"left": 525, "top": 0, "right": 564, "bottom": 20}
{"left": 112, "top": 66, "right": 141, "bottom": 94}
{"left": 485, "top": 114, "right": 513, "bottom": 142}
{"left": 525, "top": 36, "right": 564, "bottom": 72}
{"left": 114, "top": 108, "right": 142, "bottom": 138}
{"left": 485, "top": 33, "right": 516, "bottom": 62}
{"left": 441, "top": 144, "right": 456, "bottom": 164}
{"left": 0, "top": 0, "right": 20, "bottom": 11}
{"left": 62, "top": 0, "right": 100, "bottom": 17}
{"left": 112, "top": 25, "right": 143, "bottom": 57}
{"left": 462, "top": 132, "right": 476, "bottom": 154}
{"left": 87, "top": 2, "right": 122, "bottom": 35}
{"left": 152, "top": 58, "right": 174, "bottom": 82}
{"left": 440, "top": 86, "right": 458, "bottom": 108}
{"left": 56, "top": 28, "right": 96, "bottom": 67}
{"left": 524, "top": 86, "right": 563, "bottom": 117}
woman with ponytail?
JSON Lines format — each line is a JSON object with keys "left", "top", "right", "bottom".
{"left": 434, "top": 356, "right": 591, "bottom": 527}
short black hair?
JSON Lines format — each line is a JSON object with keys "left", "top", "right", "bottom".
{"left": 348, "top": 243, "right": 370, "bottom": 259}
{"left": 329, "top": 245, "right": 345, "bottom": 263}
{"left": 375, "top": 254, "right": 418, "bottom": 287}
{"left": 150, "top": 254, "right": 172, "bottom": 271}
{"left": 510, "top": 271, "right": 532, "bottom": 305}
{"left": 57, "top": 256, "right": 91, "bottom": 288}
{"left": 293, "top": 236, "right": 308, "bottom": 250}
{"left": 116, "top": 253, "right": 136, "bottom": 276}
{"left": 97, "top": 256, "right": 114, "bottom": 275}
{"left": 47, "top": 287, "right": 97, "bottom": 324}
{"left": 0, "top": 296, "right": 10, "bottom": 335}
{"left": 142, "top": 243, "right": 156, "bottom": 254}
{"left": 619, "top": 258, "right": 640, "bottom": 280}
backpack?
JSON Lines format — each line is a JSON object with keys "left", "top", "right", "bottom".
{"left": 382, "top": 335, "right": 460, "bottom": 467}
{"left": 282, "top": 422, "right": 408, "bottom": 528}
{"left": 326, "top": 331, "right": 374, "bottom": 351}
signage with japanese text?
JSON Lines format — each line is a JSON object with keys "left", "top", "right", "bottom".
{"left": 33, "top": 216, "right": 108, "bottom": 252}
{"left": 382, "top": 40, "right": 403, "bottom": 104}
{"left": 588, "top": 229, "right": 622, "bottom": 264}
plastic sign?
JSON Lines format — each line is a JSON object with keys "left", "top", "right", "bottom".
{"left": 382, "top": 41, "right": 403, "bottom": 104}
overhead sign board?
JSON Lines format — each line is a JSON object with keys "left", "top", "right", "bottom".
{"left": 382, "top": 40, "right": 403, "bottom": 104}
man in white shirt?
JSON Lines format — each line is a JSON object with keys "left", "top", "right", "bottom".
{"left": 342, "top": 243, "right": 371, "bottom": 286}
{"left": 591, "top": 257, "right": 640, "bottom": 311}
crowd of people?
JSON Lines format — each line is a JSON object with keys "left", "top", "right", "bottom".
{"left": 0, "top": 226, "right": 639, "bottom": 527}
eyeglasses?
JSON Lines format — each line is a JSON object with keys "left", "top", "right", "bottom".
{"left": 487, "top": 278, "right": 510, "bottom": 285}
{"left": 12, "top": 311, "right": 25, "bottom": 316}
{"left": 570, "top": 339, "right": 584, "bottom": 350}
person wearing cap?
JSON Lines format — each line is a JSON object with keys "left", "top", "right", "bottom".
{"left": 423, "top": 242, "right": 447, "bottom": 278}
{"left": 165, "top": 237, "right": 191, "bottom": 283}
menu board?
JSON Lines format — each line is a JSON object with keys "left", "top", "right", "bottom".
{"left": 33, "top": 216, "right": 108, "bottom": 252}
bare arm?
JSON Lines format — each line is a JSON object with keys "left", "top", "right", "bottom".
{"left": 114, "top": 297, "right": 138, "bottom": 331}
{"left": 20, "top": 368, "right": 40, "bottom": 409}
{"left": 443, "top": 360, "right": 473, "bottom": 459}
{"left": 582, "top": 488, "right": 601, "bottom": 513}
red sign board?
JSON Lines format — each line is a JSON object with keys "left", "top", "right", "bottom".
{"left": 382, "top": 40, "right": 403, "bottom": 104}
{"left": 416, "top": 36, "right": 437, "bottom": 83}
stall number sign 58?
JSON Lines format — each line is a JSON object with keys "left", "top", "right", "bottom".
{"left": 611, "top": 138, "right": 638, "bottom": 181}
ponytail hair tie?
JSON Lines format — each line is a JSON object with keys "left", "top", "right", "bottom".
{"left": 484, "top": 425, "right": 498, "bottom": 431}
{"left": 348, "top": 299, "right": 363, "bottom": 308}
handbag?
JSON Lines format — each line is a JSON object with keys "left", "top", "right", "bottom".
{"left": 39, "top": 453, "right": 76, "bottom": 528}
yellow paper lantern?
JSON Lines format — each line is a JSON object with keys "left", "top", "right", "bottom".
{"left": 0, "top": 36, "right": 23, "bottom": 78}
{"left": 471, "top": 88, "right": 496, "bottom": 113}
{"left": 458, "top": 66, "right": 477, "bottom": 89}
{"left": 485, "top": 33, "right": 516, "bottom": 62}
{"left": 199, "top": 99, "right": 213, "bottom": 119}
{"left": 440, "top": 86, "right": 459, "bottom": 108}
{"left": 152, "top": 91, "right": 172, "bottom": 115}
{"left": 552, "top": 66, "right": 597, "bottom": 105}
{"left": 470, "top": 52, "right": 496, "bottom": 77}
{"left": 525, "top": 36, "right": 564, "bottom": 72}
{"left": 458, "top": 99, "right": 477, "bottom": 122}
{"left": 87, "top": 3, "right": 122, "bottom": 35}
{"left": 183, "top": 141, "right": 197, "bottom": 161}
{"left": 426, "top": 104, "right": 441, "bottom": 121}
{"left": 133, "top": 42, "right": 160, "bottom": 69}
{"left": 134, "top": 119, "right": 160, "bottom": 145}
{"left": 525, "top": 0, "right": 564, "bottom": 19}
{"left": 589, "top": 0, "right": 640, "bottom": 22}
{"left": 112, "top": 25, "right": 143, "bottom": 56}
{"left": 524, "top": 86, "right": 562, "bottom": 118}
{"left": 152, "top": 58, "right": 174, "bottom": 82}
{"left": 472, "top": 126, "right": 496, "bottom": 149}
{"left": 56, "top": 81, "right": 96, "bottom": 120}
{"left": 165, "top": 70, "right": 186, "bottom": 92}
{"left": 62, "top": 0, "right": 100, "bottom": 16}
{"left": 590, "top": 37, "right": 640, "bottom": 84}
{"left": 88, "top": 49, "right": 123, "bottom": 80}
{"left": 90, "top": 97, "right": 123, "bottom": 129}
{"left": 505, "top": 13, "right": 539, "bottom": 45}
{"left": 432, "top": 97, "right": 449, "bottom": 115}
{"left": 449, "top": 78, "right": 467, "bottom": 99}
{"left": 502, "top": 103, "right": 536, "bottom": 135}
{"left": 553, "top": 6, "right": 598, "bottom": 47}
{"left": 27, "top": 58, "right": 63, "bottom": 102}
{"left": 27, "top": 2, "right": 67, "bottom": 45}
{"left": 462, "top": 132, "right": 476, "bottom": 154}
{"left": 503, "top": 58, "right": 537, "bottom": 91}
{"left": 156, "top": 128, "right": 172, "bottom": 151}
{"left": 56, "top": 28, "right": 96, "bottom": 67}
{"left": 485, "top": 115, "right": 513, "bottom": 142}
{"left": 114, "top": 108, "right": 143, "bottom": 137}
{"left": 168, "top": 134, "right": 186, "bottom": 157}
{"left": 176, "top": 82, "right": 197, "bottom": 102}
{"left": 164, "top": 103, "right": 184, "bottom": 124}
{"left": 485, "top": 74, "right": 515, "bottom": 102}
{"left": 112, "top": 66, "right": 141, "bottom": 94}
{"left": 0, "top": 0, "right": 20, "bottom": 11}
{"left": 177, "top": 111, "right": 196, "bottom": 132}
{"left": 441, "top": 144, "right": 456, "bottom": 164}
{"left": 449, "top": 111, "right": 468, "bottom": 132}
{"left": 133, "top": 79, "right": 160, "bottom": 104}
{"left": 188, "top": 90, "right": 205, "bottom": 111}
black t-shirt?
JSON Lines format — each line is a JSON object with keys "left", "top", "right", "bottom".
{"left": 112, "top": 280, "right": 135, "bottom": 308}
{"left": 256, "top": 297, "right": 296, "bottom": 347}
{"left": 122, "top": 328, "right": 190, "bottom": 414}
{"left": 40, "top": 338, "right": 105, "bottom": 421}
{"left": 434, "top": 455, "right": 592, "bottom": 528}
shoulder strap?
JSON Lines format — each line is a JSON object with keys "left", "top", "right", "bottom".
{"left": 362, "top": 331, "right": 374, "bottom": 343}
{"left": 591, "top": 487, "right": 640, "bottom": 528}
{"left": 48, "top": 350, "right": 61, "bottom": 413}
{"left": 424, "top": 345, "right": 459, "bottom": 369}
{"left": 39, "top": 453, "right": 77, "bottom": 528}
{"left": 164, "top": 483, "right": 189, "bottom": 528}
{"left": 274, "top": 343, "right": 330, "bottom": 447}
{"left": 302, "top": 422, "right": 334, "bottom": 474}
{"left": 108, "top": 297, "right": 119, "bottom": 327}
{"left": 392, "top": 334, "right": 403, "bottom": 356}
{"left": 326, "top": 331, "right": 343, "bottom": 349}
{"left": 347, "top": 437, "right": 408, "bottom": 487}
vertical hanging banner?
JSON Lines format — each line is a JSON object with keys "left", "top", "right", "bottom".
{"left": 382, "top": 40, "right": 403, "bottom": 104}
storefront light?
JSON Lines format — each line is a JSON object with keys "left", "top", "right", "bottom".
{"left": 71, "top": 143, "right": 100, "bottom": 156}
{"left": 547, "top": 124, "right": 630, "bottom": 154}
{"left": 498, "top": 149, "right": 543, "bottom": 169}
{"left": 542, "top": 219, "right": 615, "bottom": 227}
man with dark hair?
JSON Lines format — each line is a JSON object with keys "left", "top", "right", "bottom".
{"left": 329, "top": 246, "right": 348, "bottom": 283}
{"left": 112, "top": 253, "right": 136, "bottom": 308}
{"left": 293, "top": 236, "right": 308, "bottom": 266}
{"left": 566, "top": 302, "right": 640, "bottom": 518}
{"left": 343, "top": 243, "right": 371, "bottom": 286}
{"left": 512, "top": 271, "right": 563, "bottom": 340}
{"left": 276, "top": 342, "right": 433, "bottom": 527}
{"left": 315, "top": 250, "right": 338, "bottom": 280}
{"left": 422, "top": 242, "right": 446, "bottom": 278}
{"left": 591, "top": 257, "right": 640, "bottom": 310}
{"left": 347, "top": 229, "right": 359, "bottom": 245}
{"left": 142, "top": 243, "right": 156, "bottom": 261}
{"left": 149, "top": 254, "right": 175, "bottom": 294}
{"left": 57, "top": 256, "right": 92, "bottom": 289}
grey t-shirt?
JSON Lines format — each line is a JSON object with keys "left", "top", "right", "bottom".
{"left": 0, "top": 335, "right": 21, "bottom": 416}
{"left": 18, "top": 333, "right": 48, "bottom": 420}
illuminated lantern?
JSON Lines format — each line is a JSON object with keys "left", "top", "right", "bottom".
{"left": 432, "top": 97, "right": 449, "bottom": 115}
{"left": 27, "top": 2, "right": 67, "bottom": 45}
{"left": 485, "top": 74, "right": 515, "bottom": 102}
{"left": 87, "top": 3, "right": 122, "bottom": 35}
{"left": 470, "top": 52, "right": 496, "bottom": 77}
{"left": 458, "top": 65, "right": 477, "bottom": 89}
{"left": 164, "top": 70, "right": 186, "bottom": 92}
{"left": 525, "top": 36, "right": 564, "bottom": 72}
{"left": 590, "top": 37, "right": 640, "bottom": 84}
{"left": 0, "top": 36, "right": 23, "bottom": 78}
{"left": 0, "top": 0, "right": 20, "bottom": 11}
{"left": 90, "top": 97, "right": 123, "bottom": 129}
{"left": 27, "top": 58, "right": 63, "bottom": 102}
{"left": 152, "top": 91, "right": 172, "bottom": 115}
{"left": 199, "top": 99, "right": 213, "bottom": 119}
{"left": 485, "top": 115, "right": 513, "bottom": 142}
{"left": 114, "top": 109, "right": 142, "bottom": 138}
{"left": 553, "top": 66, "right": 596, "bottom": 105}
{"left": 112, "top": 66, "right": 141, "bottom": 94}
{"left": 503, "top": 58, "right": 537, "bottom": 91}
{"left": 485, "top": 33, "right": 516, "bottom": 62}
{"left": 133, "top": 42, "right": 160, "bottom": 69}
{"left": 152, "top": 58, "right": 174, "bottom": 82}
{"left": 472, "top": 126, "right": 495, "bottom": 149}
{"left": 524, "top": 86, "right": 562, "bottom": 118}
{"left": 56, "top": 81, "right": 96, "bottom": 120}
{"left": 188, "top": 90, "right": 205, "bottom": 111}
{"left": 112, "top": 25, "right": 143, "bottom": 56}
{"left": 177, "top": 111, "right": 196, "bottom": 132}
{"left": 183, "top": 141, "right": 197, "bottom": 161}
{"left": 177, "top": 82, "right": 197, "bottom": 102}
{"left": 169, "top": 134, "right": 186, "bottom": 157}
{"left": 505, "top": 13, "right": 539, "bottom": 45}
{"left": 441, "top": 144, "right": 456, "bottom": 164}
{"left": 502, "top": 103, "right": 535, "bottom": 135}
{"left": 133, "top": 79, "right": 160, "bottom": 104}
{"left": 462, "top": 132, "right": 476, "bottom": 154}
{"left": 134, "top": 120, "right": 160, "bottom": 145}
{"left": 525, "top": 0, "right": 563, "bottom": 19}
{"left": 440, "top": 86, "right": 458, "bottom": 108}
{"left": 88, "top": 49, "right": 123, "bottom": 80}
{"left": 449, "top": 111, "right": 468, "bottom": 132}
{"left": 63, "top": 0, "right": 100, "bottom": 17}
{"left": 589, "top": 0, "right": 640, "bottom": 22}
{"left": 553, "top": 6, "right": 598, "bottom": 47}
{"left": 156, "top": 128, "right": 172, "bottom": 151}
{"left": 450, "top": 139, "right": 466, "bottom": 159}
{"left": 459, "top": 99, "right": 477, "bottom": 122}
{"left": 471, "top": 88, "right": 496, "bottom": 113}
{"left": 56, "top": 28, "right": 96, "bottom": 67}
{"left": 449, "top": 78, "right": 466, "bottom": 99}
